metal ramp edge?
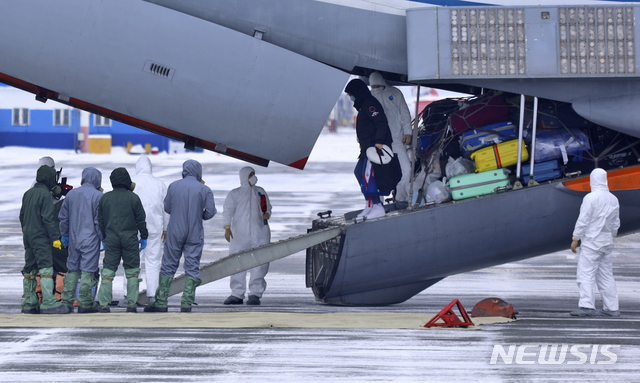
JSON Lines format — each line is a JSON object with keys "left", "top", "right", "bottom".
{"left": 137, "top": 226, "right": 344, "bottom": 305}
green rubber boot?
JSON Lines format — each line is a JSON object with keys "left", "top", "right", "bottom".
{"left": 97, "top": 268, "right": 116, "bottom": 310}
{"left": 39, "top": 267, "right": 70, "bottom": 314}
{"left": 21, "top": 273, "right": 40, "bottom": 314}
{"left": 180, "top": 275, "right": 202, "bottom": 312}
{"left": 61, "top": 271, "right": 80, "bottom": 309}
{"left": 77, "top": 271, "right": 99, "bottom": 313}
{"left": 144, "top": 274, "right": 171, "bottom": 313}
{"left": 125, "top": 268, "right": 141, "bottom": 312}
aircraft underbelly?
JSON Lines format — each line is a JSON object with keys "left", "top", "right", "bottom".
{"left": 309, "top": 177, "right": 640, "bottom": 305}
{"left": 0, "top": 0, "right": 348, "bottom": 167}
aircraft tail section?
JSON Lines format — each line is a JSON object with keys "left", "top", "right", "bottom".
{"left": 0, "top": 0, "right": 349, "bottom": 168}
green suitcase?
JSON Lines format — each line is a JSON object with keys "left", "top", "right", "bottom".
{"left": 449, "top": 169, "right": 510, "bottom": 200}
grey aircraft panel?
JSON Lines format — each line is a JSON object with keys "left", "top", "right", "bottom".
{"left": 309, "top": 172, "right": 640, "bottom": 305}
{"left": 0, "top": 0, "right": 349, "bottom": 167}
{"left": 143, "top": 0, "right": 411, "bottom": 76}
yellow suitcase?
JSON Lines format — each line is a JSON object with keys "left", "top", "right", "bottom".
{"left": 470, "top": 139, "right": 529, "bottom": 172}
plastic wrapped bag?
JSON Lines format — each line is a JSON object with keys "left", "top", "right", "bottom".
{"left": 426, "top": 180, "right": 452, "bottom": 204}
{"left": 534, "top": 128, "right": 590, "bottom": 164}
{"left": 445, "top": 157, "right": 475, "bottom": 179}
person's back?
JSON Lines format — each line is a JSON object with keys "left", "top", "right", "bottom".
{"left": 132, "top": 156, "right": 168, "bottom": 236}
{"left": 97, "top": 167, "right": 148, "bottom": 313}
{"left": 58, "top": 167, "right": 103, "bottom": 312}
{"left": 573, "top": 170, "right": 620, "bottom": 251}
{"left": 19, "top": 165, "right": 69, "bottom": 314}
{"left": 570, "top": 168, "right": 621, "bottom": 317}
{"left": 146, "top": 159, "right": 215, "bottom": 313}
{"left": 131, "top": 156, "right": 168, "bottom": 303}
{"left": 165, "top": 160, "right": 216, "bottom": 242}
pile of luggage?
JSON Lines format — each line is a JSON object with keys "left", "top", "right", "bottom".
{"left": 413, "top": 90, "right": 640, "bottom": 204}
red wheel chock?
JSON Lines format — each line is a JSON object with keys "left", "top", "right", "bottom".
{"left": 423, "top": 299, "right": 475, "bottom": 328}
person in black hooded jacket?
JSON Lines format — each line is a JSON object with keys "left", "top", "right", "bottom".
{"left": 345, "top": 78, "right": 394, "bottom": 220}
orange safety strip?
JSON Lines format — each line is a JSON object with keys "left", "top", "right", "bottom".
{"left": 492, "top": 144, "right": 502, "bottom": 168}
{"left": 41, "top": 275, "right": 53, "bottom": 279}
{"left": 102, "top": 277, "right": 114, "bottom": 282}
{"left": 127, "top": 275, "right": 139, "bottom": 279}
{"left": 563, "top": 164, "right": 640, "bottom": 191}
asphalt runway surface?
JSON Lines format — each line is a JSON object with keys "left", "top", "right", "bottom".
{"left": 0, "top": 153, "right": 639, "bottom": 382}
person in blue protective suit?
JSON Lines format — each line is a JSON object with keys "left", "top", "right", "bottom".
{"left": 20, "top": 165, "right": 70, "bottom": 314}
{"left": 345, "top": 78, "right": 394, "bottom": 220}
{"left": 96, "top": 168, "right": 148, "bottom": 313}
{"left": 58, "top": 167, "right": 104, "bottom": 313}
{"left": 222, "top": 167, "right": 272, "bottom": 306}
{"left": 144, "top": 160, "right": 216, "bottom": 313}
{"left": 570, "top": 168, "right": 621, "bottom": 317}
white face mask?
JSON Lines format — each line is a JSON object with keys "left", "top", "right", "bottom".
{"left": 248, "top": 175, "right": 258, "bottom": 187}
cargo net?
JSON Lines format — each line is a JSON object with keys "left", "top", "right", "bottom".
{"left": 411, "top": 90, "right": 640, "bottom": 205}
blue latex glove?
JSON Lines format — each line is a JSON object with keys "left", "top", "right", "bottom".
{"left": 100, "top": 242, "right": 105, "bottom": 252}
{"left": 61, "top": 236, "right": 69, "bottom": 248}
{"left": 139, "top": 239, "right": 147, "bottom": 251}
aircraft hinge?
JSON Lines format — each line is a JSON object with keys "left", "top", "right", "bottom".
{"left": 214, "top": 144, "right": 227, "bottom": 154}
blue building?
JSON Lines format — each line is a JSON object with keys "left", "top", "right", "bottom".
{"left": 0, "top": 82, "right": 172, "bottom": 152}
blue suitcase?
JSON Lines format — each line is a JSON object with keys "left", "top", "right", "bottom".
{"left": 459, "top": 121, "right": 517, "bottom": 157}
{"left": 522, "top": 159, "right": 562, "bottom": 183}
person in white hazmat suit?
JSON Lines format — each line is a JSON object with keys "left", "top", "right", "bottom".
{"left": 570, "top": 168, "right": 621, "bottom": 317}
{"left": 369, "top": 72, "right": 413, "bottom": 204}
{"left": 223, "top": 167, "right": 272, "bottom": 306}
{"left": 129, "top": 156, "right": 169, "bottom": 305}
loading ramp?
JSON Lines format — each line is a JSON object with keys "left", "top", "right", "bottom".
{"left": 137, "top": 226, "right": 344, "bottom": 305}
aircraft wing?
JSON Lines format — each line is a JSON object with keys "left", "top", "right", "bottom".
{"left": 0, "top": 0, "right": 349, "bottom": 168}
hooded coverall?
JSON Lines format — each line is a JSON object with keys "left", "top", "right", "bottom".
{"left": 131, "top": 156, "right": 169, "bottom": 299}
{"left": 97, "top": 168, "right": 148, "bottom": 309}
{"left": 223, "top": 167, "right": 272, "bottom": 300}
{"left": 59, "top": 167, "right": 103, "bottom": 309}
{"left": 369, "top": 72, "right": 413, "bottom": 203}
{"left": 152, "top": 160, "right": 215, "bottom": 310}
{"left": 345, "top": 78, "right": 394, "bottom": 208}
{"left": 20, "top": 165, "right": 66, "bottom": 312}
{"left": 572, "top": 168, "right": 621, "bottom": 312}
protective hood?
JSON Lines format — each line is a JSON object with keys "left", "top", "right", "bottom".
{"left": 110, "top": 167, "right": 133, "bottom": 190}
{"left": 369, "top": 72, "right": 388, "bottom": 88}
{"left": 81, "top": 167, "right": 102, "bottom": 190}
{"left": 38, "top": 156, "right": 55, "bottom": 168}
{"left": 36, "top": 165, "right": 56, "bottom": 189}
{"left": 182, "top": 159, "right": 202, "bottom": 181}
{"left": 239, "top": 166, "right": 255, "bottom": 187}
{"left": 136, "top": 155, "right": 152, "bottom": 175}
{"left": 590, "top": 168, "right": 609, "bottom": 192}
{"left": 345, "top": 79, "right": 371, "bottom": 110}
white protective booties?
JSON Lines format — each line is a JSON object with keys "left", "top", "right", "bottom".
{"left": 365, "top": 204, "right": 385, "bottom": 219}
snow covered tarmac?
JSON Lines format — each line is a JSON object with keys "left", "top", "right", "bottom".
{"left": 0, "top": 129, "right": 639, "bottom": 382}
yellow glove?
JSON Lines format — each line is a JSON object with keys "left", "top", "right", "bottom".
{"left": 402, "top": 134, "right": 412, "bottom": 145}
{"left": 53, "top": 240, "right": 62, "bottom": 250}
{"left": 571, "top": 238, "right": 579, "bottom": 253}
{"left": 224, "top": 225, "right": 233, "bottom": 243}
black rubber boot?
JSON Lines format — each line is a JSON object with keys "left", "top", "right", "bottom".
{"left": 246, "top": 295, "right": 261, "bottom": 306}
{"left": 223, "top": 296, "right": 243, "bottom": 305}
